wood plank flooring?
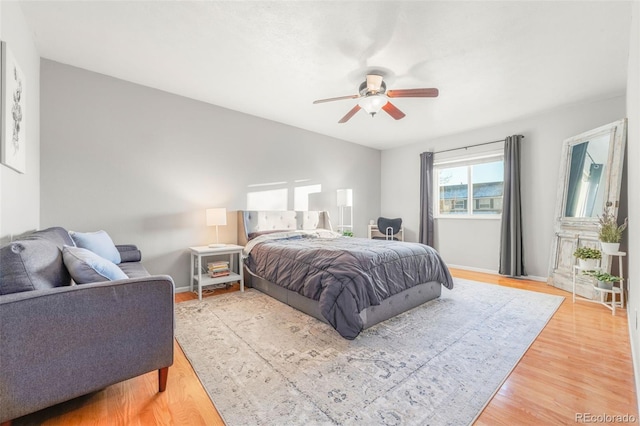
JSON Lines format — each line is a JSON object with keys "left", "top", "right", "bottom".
{"left": 13, "top": 270, "right": 638, "bottom": 425}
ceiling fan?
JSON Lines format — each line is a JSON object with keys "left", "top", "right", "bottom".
{"left": 313, "top": 74, "right": 439, "bottom": 123}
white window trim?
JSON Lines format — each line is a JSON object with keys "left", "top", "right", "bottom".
{"left": 434, "top": 151, "right": 504, "bottom": 220}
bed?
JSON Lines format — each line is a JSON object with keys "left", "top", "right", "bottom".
{"left": 238, "top": 210, "right": 453, "bottom": 339}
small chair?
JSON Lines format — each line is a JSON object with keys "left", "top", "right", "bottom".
{"left": 373, "top": 217, "right": 403, "bottom": 241}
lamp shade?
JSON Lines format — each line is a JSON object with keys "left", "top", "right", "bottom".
{"left": 206, "top": 208, "right": 227, "bottom": 226}
{"left": 358, "top": 95, "right": 387, "bottom": 115}
{"left": 336, "top": 189, "right": 353, "bottom": 207}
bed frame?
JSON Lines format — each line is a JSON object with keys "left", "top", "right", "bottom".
{"left": 237, "top": 210, "right": 442, "bottom": 330}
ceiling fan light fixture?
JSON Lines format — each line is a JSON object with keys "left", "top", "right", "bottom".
{"left": 358, "top": 95, "right": 387, "bottom": 117}
{"left": 312, "top": 73, "right": 437, "bottom": 123}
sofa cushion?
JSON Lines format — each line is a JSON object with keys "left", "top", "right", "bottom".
{"left": 0, "top": 239, "right": 72, "bottom": 295}
{"left": 118, "top": 261, "right": 151, "bottom": 279}
{"left": 62, "top": 246, "right": 128, "bottom": 284}
{"left": 69, "top": 230, "right": 121, "bottom": 264}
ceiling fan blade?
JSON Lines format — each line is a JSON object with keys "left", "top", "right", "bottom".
{"left": 313, "top": 94, "right": 360, "bottom": 104}
{"left": 338, "top": 105, "right": 361, "bottom": 123}
{"left": 366, "top": 74, "right": 384, "bottom": 92}
{"left": 382, "top": 102, "right": 406, "bottom": 120}
{"left": 386, "top": 88, "right": 439, "bottom": 98}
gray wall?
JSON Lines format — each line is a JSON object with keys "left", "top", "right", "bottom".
{"left": 381, "top": 95, "right": 626, "bottom": 279}
{"left": 625, "top": 1, "right": 639, "bottom": 410}
{"left": 40, "top": 60, "right": 381, "bottom": 290}
{"left": 0, "top": 2, "right": 40, "bottom": 239}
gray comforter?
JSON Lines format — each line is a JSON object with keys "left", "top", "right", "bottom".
{"left": 245, "top": 235, "right": 453, "bottom": 339}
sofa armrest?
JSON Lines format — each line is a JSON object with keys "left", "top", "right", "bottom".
{"left": 0, "top": 276, "right": 174, "bottom": 423}
{"left": 116, "top": 244, "right": 142, "bottom": 262}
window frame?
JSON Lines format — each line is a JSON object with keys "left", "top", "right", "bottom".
{"left": 433, "top": 151, "right": 504, "bottom": 220}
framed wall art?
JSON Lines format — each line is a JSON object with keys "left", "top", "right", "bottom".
{"left": 1, "top": 41, "right": 26, "bottom": 174}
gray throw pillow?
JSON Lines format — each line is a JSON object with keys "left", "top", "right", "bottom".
{"left": 0, "top": 239, "right": 72, "bottom": 295}
{"left": 62, "top": 245, "right": 128, "bottom": 284}
{"left": 25, "top": 226, "right": 75, "bottom": 249}
{"left": 69, "top": 230, "right": 121, "bottom": 264}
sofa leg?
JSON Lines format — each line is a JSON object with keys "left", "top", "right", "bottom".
{"left": 158, "top": 367, "right": 169, "bottom": 392}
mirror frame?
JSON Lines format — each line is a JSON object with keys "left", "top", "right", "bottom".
{"left": 548, "top": 118, "right": 627, "bottom": 296}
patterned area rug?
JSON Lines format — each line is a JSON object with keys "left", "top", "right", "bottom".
{"left": 174, "top": 279, "right": 563, "bottom": 425}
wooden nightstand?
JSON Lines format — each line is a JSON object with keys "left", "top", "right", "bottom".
{"left": 188, "top": 245, "right": 244, "bottom": 301}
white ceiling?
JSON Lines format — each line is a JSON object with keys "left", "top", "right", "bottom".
{"left": 20, "top": 1, "right": 631, "bottom": 150}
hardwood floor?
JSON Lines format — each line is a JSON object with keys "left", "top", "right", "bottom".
{"left": 454, "top": 269, "right": 637, "bottom": 425}
{"left": 14, "top": 270, "right": 638, "bottom": 425}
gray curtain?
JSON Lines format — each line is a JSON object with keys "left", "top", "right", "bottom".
{"left": 499, "top": 135, "right": 526, "bottom": 276}
{"left": 419, "top": 151, "right": 434, "bottom": 247}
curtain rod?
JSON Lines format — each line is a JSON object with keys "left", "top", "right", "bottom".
{"left": 432, "top": 136, "right": 525, "bottom": 155}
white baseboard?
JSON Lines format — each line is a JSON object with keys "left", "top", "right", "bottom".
{"left": 525, "top": 275, "right": 548, "bottom": 283}
{"left": 447, "top": 264, "right": 547, "bottom": 282}
{"left": 174, "top": 268, "right": 548, "bottom": 290}
{"left": 629, "top": 308, "right": 640, "bottom": 417}
{"left": 447, "top": 264, "right": 498, "bottom": 275}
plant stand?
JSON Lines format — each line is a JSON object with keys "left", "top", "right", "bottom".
{"left": 572, "top": 251, "right": 625, "bottom": 315}
{"left": 592, "top": 284, "right": 623, "bottom": 315}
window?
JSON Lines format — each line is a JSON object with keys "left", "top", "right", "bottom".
{"left": 294, "top": 184, "right": 322, "bottom": 211}
{"left": 247, "top": 188, "right": 288, "bottom": 210}
{"left": 435, "top": 153, "right": 504, "bottom": 218}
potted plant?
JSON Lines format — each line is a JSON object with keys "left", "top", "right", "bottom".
{"left": 598, "top": 208, "right": 628, "bottom": 254}
{"left": 582, "top": 270, "right": 621, "bottom": 290}
{"left": 573, "top": 247, "right": 601, "bottom": 270}
{"left": 342, "top": 230, "right": 354, "bottom": 237}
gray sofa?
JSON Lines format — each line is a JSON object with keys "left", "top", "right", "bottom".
{"left": 0, "top": 227, "right": 174, "bottom": 424}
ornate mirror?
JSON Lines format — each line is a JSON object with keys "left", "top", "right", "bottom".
{"left": 548, "top": 119, "right": 627, "bottom": 297}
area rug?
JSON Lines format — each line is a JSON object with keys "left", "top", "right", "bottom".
{"left": 174, "top": 279, "right": 563, "bottom": 425}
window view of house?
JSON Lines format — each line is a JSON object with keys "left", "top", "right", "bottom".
{"left": 437, "top": 158, "right": 504, "bottom": 216}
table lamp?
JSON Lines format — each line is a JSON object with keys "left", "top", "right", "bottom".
{"left": 206, "top": 208, "right": 227, "bottom": 248}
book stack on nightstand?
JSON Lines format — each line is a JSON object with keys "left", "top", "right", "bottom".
{"left": 208, "top": 261, "right": 230, "bottom": 278}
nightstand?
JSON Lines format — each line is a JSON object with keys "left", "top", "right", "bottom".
{"left": 188, "top": 245, "right": 244, "bottom": 301}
